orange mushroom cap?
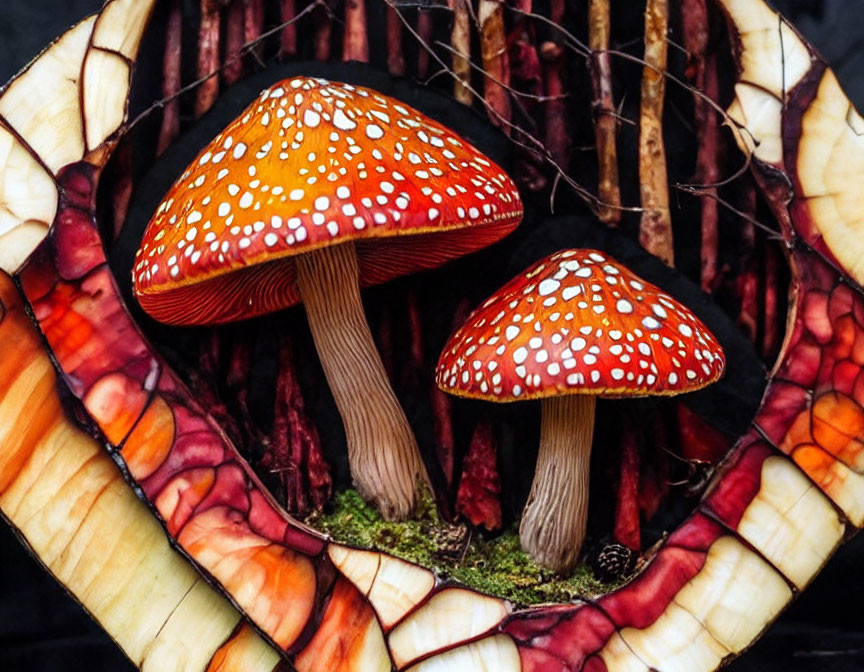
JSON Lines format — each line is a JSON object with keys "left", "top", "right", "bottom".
{"left": 133, "top": 77, "right": 523, "bottom": 325}
{"left": 436, "top": 249, "right": 726, "bottom": 401}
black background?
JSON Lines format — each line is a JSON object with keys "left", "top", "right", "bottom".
{"left": 0, "top": 1, "right": 862, "bottom": 671}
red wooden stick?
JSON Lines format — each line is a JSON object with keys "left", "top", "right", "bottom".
{"left": 343, "top": 0, "right": 369, "bottom": 63}
{"left": 479, "top": 0, "right": 512, "bottom": 132}
{"left": 244, "top": 0, "right": 265, "bottom": 63}
{"left": 279, "top": 0, "right": 297, "bottom": 58}
{"left": 157, "top": 0, "right": 182, "bottom": 156}
{"left": 195, "top": 0, "right": 222, "bottom": 119}
{"left": 416, "top": 9, "right": 433, "bottom": 79}
{"left": 614, "top": 419, "right": 641, "bottom": 551}
{"left": 681, "top": 0, "right": 721, "bottom": 291}
{"left": 223, "top": 0, "right": 245, "bottom": 86}
{"left": 589, "top": 0, "right": 621, "bottom": 224}
{"left": 386, "top": 5, "right": 405, "bottom": 76}
{"left": 455, "top": 420, "right": 502, "bottom": 531}
{"left": 266, "top": 338, "right": 332, "bottom": 516}
{"left": 314, "top": 3, "right": 332, "bottom": 61}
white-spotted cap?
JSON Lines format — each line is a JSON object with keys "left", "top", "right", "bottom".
{"left": 436, "top": 249, "right": 725, "bottom": 400}
{"left": 133, "top": 76, "right": 523, "bottom": 325}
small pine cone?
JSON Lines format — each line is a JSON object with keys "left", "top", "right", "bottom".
{"left": 591, "top": 543, "right": 636, "bottom": 582}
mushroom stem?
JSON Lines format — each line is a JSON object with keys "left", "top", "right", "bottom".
{"left": 295, "top": 242, "right": 430, "bottom": 521}
{"left": 519, "top": 394, "right": 595, "bottom": 573}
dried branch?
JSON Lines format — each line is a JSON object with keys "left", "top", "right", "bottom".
{"left": 344, "top": 0, "right": 369, "bottom": 62}
{"left": 478, "top": 0, "right": 512, "bottom": 132}
{"left": 156, "top": 0, "right": 182, "bottom": 155}
{"left": 449, "top": 0, "right": 472, "bottom": 104}
{"left": 638, "top": 0, "right": 673, "bottom": 265}
{"left": 589, "top": 0, "right": 621, "bottom": 225}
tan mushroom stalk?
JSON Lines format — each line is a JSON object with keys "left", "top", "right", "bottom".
{"left": 436, "top": 249, "right": 725, "bottom": 571}
{"left": 133, "top": 76, "right": 523, "bottom": 520}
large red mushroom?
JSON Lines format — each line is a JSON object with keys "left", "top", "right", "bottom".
{"left": 133, "top": 76, "right": 523, "bottom": 520}
{"left": 436, "top": 249, "right": 725, "bottom": 571}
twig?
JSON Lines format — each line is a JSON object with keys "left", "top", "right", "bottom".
{"left": 589, "top": 0, "right": 621, "bottom": 225}
{"left": 478, "top": 0, "right": 512, "bottom": 132}
{"left": 449, "top": 0, "right": 472, "bottom": 104}
{"left": 343, "top": 0, "right": 369, "bottom": 62}
{"left": 156, "top": 0, "right": 182, "bottom": 156}
{"left": 638, "top": 0, "right": 674, "bottom": 266}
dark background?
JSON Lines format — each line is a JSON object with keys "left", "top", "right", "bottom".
{"left": 0, "top": 1, "right": 862, "bottom": 670}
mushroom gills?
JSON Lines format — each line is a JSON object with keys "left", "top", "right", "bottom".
{"left": 295, "top": 240, "right": 431, "bottom": 520}
{"left": 520, "top": 394, "right": 596, "bottom": 572}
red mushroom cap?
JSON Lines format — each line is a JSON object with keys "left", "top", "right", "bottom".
{"left": 436, "top": 249, "right": 725, "bottom": 401}
{"left": 132, "top": 77, "right": 522, "bottom": 325}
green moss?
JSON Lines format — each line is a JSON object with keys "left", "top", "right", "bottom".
{"left": 307, "top": 488, "right": 618, "bottom": 606}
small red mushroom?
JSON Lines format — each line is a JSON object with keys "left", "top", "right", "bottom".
{"left": 133, "top": 77, "right": 523, "bottom": 520}
{"left": 436, "top": 249, "right": 725, "bottom": 571}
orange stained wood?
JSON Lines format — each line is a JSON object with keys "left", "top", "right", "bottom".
{"left": 295, "top": 577, "right": 384, "bottom": 672}
{"left": 811, "top": 391, "right": 864, "bottom": 471}
{"left": 83, "top": 372, "right": 149, "bottom": 445}
{"left": 121, "top": 394, "right": 175, "bottom": 480}
{"left": 134, "top": 76, "right": 522, "bottom": 325}
{"left": 178, "top": 506, "right": 317, "bottom": 649}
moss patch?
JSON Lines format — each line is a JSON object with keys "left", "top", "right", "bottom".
{"left": 307, "top": 488, "right": 617, "bottom": 606}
